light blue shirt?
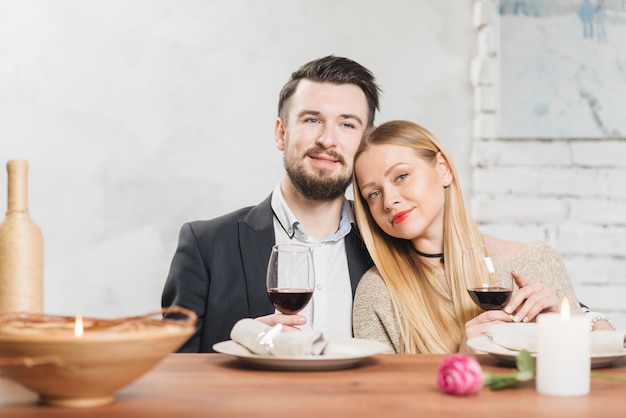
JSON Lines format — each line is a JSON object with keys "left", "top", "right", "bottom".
{"left": 270, "top": 184, "right": 354, "bottom": 338}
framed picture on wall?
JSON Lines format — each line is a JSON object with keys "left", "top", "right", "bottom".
{"left": 498, "top": 0, "right": 626, "bottom": 138}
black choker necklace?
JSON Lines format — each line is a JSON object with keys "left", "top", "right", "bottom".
{"left": 415, "top": 249, "right": 444, "bottom": 264}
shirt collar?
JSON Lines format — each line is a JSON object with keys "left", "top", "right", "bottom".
{"left": 271, "top": 184, "right": 300, "bottom": 239}
{"left": 270, "top": 183, "right": 353, "bottom": 242}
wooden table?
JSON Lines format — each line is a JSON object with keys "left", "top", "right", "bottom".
{"left": 0, "top": 353, "right": 624, "bottom": 417}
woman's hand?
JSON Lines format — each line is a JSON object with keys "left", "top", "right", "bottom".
{"left": 461, "top": 310, "right": 511, "bottom": 353}
{"left": 254, "top": 313, "right": 306, "bottom": 331}
{"left": 464, "top": 309, "right": 511, "bottom": 343}
{"left": 462, "top": 271, "right": 558, "bottom": 353}
{"left": 504, "top": 271, "right": 559, "bottom": 323}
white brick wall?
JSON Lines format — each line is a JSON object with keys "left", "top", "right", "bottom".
{"left": 471, "top": 1, "right": 626, "bottom": 329}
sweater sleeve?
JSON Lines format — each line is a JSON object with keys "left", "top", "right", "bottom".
{"left": 510, "top": 241, "right": 583, "bottom": 315}
{"left": 352, "top": 268, "right": 401, "bottom": 354}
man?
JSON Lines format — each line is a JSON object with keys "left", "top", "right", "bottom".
{"left": 162, "top": 55, "right": 382, "bottom": 352}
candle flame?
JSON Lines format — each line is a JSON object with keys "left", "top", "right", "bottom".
{"left": 74, "top": 315, "right": 84, "bottom": 338}
{"left": 560, "top": 298, "right": 570, "bottom": 320}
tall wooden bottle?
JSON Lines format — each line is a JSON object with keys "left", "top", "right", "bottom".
{"left": 0, "top": 160, "right": 44, "bottom": 313}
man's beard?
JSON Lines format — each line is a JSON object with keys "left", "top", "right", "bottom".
{"left": 284, "top": 149, "right": 352, "bottom": 201}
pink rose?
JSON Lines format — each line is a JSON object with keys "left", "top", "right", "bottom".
{"left": 437, "top": 354, "right": 484, "bottom": 396}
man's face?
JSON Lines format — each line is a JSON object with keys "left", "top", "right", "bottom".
{"left": 275, "top": 80, "right": 369, "bottom": 201}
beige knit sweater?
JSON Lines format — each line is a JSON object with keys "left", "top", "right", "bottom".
{"left": 352, "top": 241, "right": 583, "bottom": 354}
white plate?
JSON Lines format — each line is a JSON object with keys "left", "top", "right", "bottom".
{"left": 212, "top": 338, "right": 387, "bottom": 371}
{"left": 467, "top": 336, "right": 626, "bottom": 368}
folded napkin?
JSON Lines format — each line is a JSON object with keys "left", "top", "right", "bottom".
{"left": 485, "top": 323, "right": 626, "bottom": 354}
{"left": 485, "top": 323, "right": 538, "bottom": 352}
{"left": 230, "top": 318, "right": 328, "bottom": 356}
{"left": 589, "top": 330, "right": 626, "bottom": 354}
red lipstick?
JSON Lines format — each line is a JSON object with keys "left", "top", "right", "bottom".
{"left": 391, "top": 209, "right": 413, "bottom": 225}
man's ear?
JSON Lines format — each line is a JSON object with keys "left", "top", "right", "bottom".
{"left": 275, "top": 118, "right": 286, "bottom": 151}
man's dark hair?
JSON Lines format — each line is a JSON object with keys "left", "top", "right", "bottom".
{"left": 277, "top": 55, "right": 381, "bottom": 127}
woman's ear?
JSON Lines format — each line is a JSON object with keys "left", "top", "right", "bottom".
{"left": 274, "top": 118, "right": 286, "bottom": 151}
{"left": 437, "top": 152, "right": 453, "bottom": 186}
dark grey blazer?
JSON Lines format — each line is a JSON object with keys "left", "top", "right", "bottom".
{"left": 161, "top": 194, "right": 373, "bottom": 352}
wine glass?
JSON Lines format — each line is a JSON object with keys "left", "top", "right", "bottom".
{"left": 462, "top": 242, "right": 513, "bottom": 311}
{"left": 266, "top": 244, "right": 315, "bottom": 315}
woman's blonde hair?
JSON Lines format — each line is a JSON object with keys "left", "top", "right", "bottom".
{"left": 353, "top": 120, "right": 484, "bottom": 353}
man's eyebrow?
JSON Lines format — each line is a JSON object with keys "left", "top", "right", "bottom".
{"left": 297, "top": 110, "right": 321, "bottom": 118}
{"left": 296, "top": 110, "right": 364, "bottom": 126}
{"left": 340, "top": 113, "right": 364, "bottom": 126}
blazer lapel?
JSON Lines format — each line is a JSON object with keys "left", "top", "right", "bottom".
{"left": 344, "top": 201, "right": 374, "bottom": 296}
{"left": 239, "top": 195, "right": 276, "bottom": 317}
{"left": 344, "top": 224, "right": 373, "bottom": 296}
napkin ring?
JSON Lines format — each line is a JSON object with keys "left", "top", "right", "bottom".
{"left": 258, "top": 324, "right": 283, "bottom": 354}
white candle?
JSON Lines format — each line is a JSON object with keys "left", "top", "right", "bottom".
{"left": 536, "top": 298, "right": 590, "bottom": 396}
{"left": 74, "top": 315, "right": 84, "bottom": 338}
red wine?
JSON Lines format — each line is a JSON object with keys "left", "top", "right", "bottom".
{"left": 267, "top": 288, "right": 313, "bottom": 315}
{"left": 467, "top": 287, "right": 512, "bottom": 310}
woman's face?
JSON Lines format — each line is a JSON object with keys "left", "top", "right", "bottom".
{"left": 355, "top": 143, "right": 450, "bottom": 244}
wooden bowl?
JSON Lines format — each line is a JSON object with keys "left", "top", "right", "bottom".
{"left": 0, "top": 306, "right": 196, "bottom": 407}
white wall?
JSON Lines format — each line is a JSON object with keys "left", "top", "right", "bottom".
{"left": 472, "top": 0, "right": 626, "bottom": 329}
{"left": 0, "top": 0, "right": 474, "bottom": 317}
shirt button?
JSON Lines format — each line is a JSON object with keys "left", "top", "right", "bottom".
{"left": 316, "top": 284, "right": 323, "bottom": 290}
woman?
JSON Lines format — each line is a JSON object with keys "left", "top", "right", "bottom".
{"left": 351, "top": 120, "right": 611, "bottom": 354}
